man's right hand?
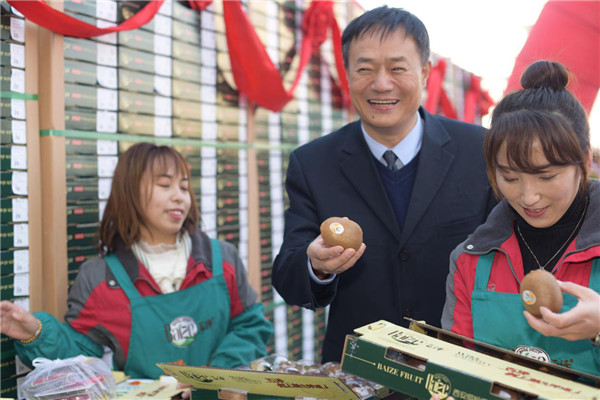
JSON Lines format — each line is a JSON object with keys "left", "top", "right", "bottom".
{"left": 307, "top": 234, "right": 366, "bottom": 279}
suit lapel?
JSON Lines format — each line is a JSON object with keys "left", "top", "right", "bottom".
{"left": 340, "top": 122, "right": 402, "bottom": 240}
{"left": 399, "top": 111, "right": 454, "bottom": 247}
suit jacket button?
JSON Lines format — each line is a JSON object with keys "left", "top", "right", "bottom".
{"left": 399, "top": 251, "right": 410, "bottom": 261}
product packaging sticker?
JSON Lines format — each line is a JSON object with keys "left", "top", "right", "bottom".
{"left": 96, "top": 20, "right": 117, "bottom": 45}
{"left": 154, "top": 116, "right": 172, "bottom": 137}
{"left": 97, "top": 42, "right": 117, "bottom": 67}
{"left": 98, "top": 177, "right": 112, "bottom": 200}
{"left": 11, "top": 170, "right": 27, "bottom": 195}
{"left": 14, "top": 249, "right": 29, "bottom": 274}
{"left": 97, "top": 110, "right": 117, "bottom": 133}
{"left": 96, "top": 0, "right": 117, "bottom": 22}
{"left": 97, "top": 155, "right": 118, "bottom": 178}
{"left": 154, "top": 54, "right": 172, "bottom": 77}
{"left": 9, "top": 43, "right": 25, "bottom": 69}
{"left": 97, "top": 65, "right": 118, "bottom": 89}
{"left": 154, "top": 33, "right": 172, "bottom": 56}
{"left": 13, "top": 272, "right": 28, "bottom": 296}
{"left": 10, "top": 17, "right": 24, "bottom": 42}
{"left": 154, "top": 75, "right": 172, "bottom": 97}
{"left": 154, "top": 96, "right": 172, "bottom": 117}
{"left": 10, "top": 68, "right": 24, "bottom": 93}
{"left": 97, "top": 139, "right": 118, "bottom": 155}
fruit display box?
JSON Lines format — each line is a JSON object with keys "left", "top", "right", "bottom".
{"left": 341, "top": 320, "right": 599, "bottom": 400}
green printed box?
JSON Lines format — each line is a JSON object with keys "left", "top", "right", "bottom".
{"left": 0, "top": 41, "right": 23, "bottom": 69}
{"left": 172, "top": 79, "right": 201, "bottom": 101}
{"left": 119, "top": 91, "right": 155, "bottom": 115}
{"left": 67, "top": 223, "right": 98, "bottom": 249}
{"left": 68, "top": 246, "right": 99, "bottom": 272}
{"left": 64, "top": 37, "right": 97, "bottom": 63}
{"left": 172, "top": 99, "right": 201, "bottom": 121}
{"left": 0, "top": 249, "right": 28, "bottom": 276}
{"left": 0, "top": 144, "right": 26, "bottom": 170}
{"left": 0, "top": 14, "right": 24, "bottom": 42}
{"left": 341, "top": 320, "right": 599, "bottom": 400}
{"left": 66, "top": 178, "right": 99, "bottom": 202}
{"left": 118, "top": 29, "right": 154, "bottom": 53}
{"left": 65, "top": 108, "right": 97, "bottom": 131}
{"left": 172, "top": 59, "right": 202, "bottom": 83}
{"left": 0, "top": 170, "right": 27, "bottom": 197}
{"left": 0, "top": 222, "right": 28, "bottom": 250}
{"left": 66, "top": 202, "right": 100, "bottom": 225}
{"left": 118, "top": 69, "right": 154, "bottom": 94}
{"left": 0, "top": 197, "right": 27, "bottom": 224}
{"left": 119, "top": 47, "right": 155, "bottom": 74}
{"left": 118, "top": 112, "right": 155, "bottom": 135}
{"left": 65, "top": 82, "right": 97, "bottom": 109}
{"left": 66, "top": 137, "right": 97, "bottom": 155}
{"left": 66, "top": 155, "right": 98, "bottom": 178}
{"left": 172, "top": 118, "right": 201, "bottom": 138}
{"left": 172, "top": 1, "right": 200, "bottom": 24}
{"left": 63, "top": 0, "right": 96, "bottom": 19}
{"left": 172, "top": 20, "right": 200, "bottom": 45}
{"left": 172, "top": 39, "right": 202, "bottom": 64}
{"left": 64, "top": 59, "right": 98, "bottom": 86}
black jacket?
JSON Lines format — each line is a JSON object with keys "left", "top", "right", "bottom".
{"left": 272, "top": 107, "right": 497, "bottom": 362}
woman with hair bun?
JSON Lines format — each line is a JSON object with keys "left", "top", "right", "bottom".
{"left": 442, "top": 60, "right": 600, "bottom": 375}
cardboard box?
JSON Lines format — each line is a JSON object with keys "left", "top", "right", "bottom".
{"left": 0, "top": 222, "right": 28, "bottom": 250}
{"left": 157, "top": 364, "right": 385, "bottom": 400}
{"left": 341, "top": 320, "right": 599, "bottom": 400}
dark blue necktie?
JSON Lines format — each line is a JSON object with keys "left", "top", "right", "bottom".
{"left": 383, "top": 150, "right": 401, "bottom": 171}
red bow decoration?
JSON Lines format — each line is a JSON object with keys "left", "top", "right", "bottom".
{"left": 289, "top": 0, "right": 349, "bottom": 105}
{"left": 187, "top": 1, "right": 213, "bottom": 12}
{"left": 464, "top": 75, "right": 494, "bottom": 123}
{"left": 7, "top": 0, "right": 164, "bottom": 38}
{"left": 424, "top": 59, "right": 458, "bottom": 120}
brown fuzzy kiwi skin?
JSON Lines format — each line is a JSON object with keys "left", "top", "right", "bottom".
{"left": 320, "top": 217, "right": 363, "bottom": 251}
{"left": 520, "top": 270, "right": 563, "bottom": 318}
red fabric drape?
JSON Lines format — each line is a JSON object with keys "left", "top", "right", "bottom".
{"left": 505, "top": 1, "right": 599, "bottom": 113}
{"left": 424, "top": 59, "right": 458, "bottom": 120}
{"left": 464, "top": 75, "right": 494, "bottom": 123}
{"left": 188, "top": 1, "right": 213, "bottom": 12}
{"left": 222, "top": 1, "right": 293, "bottom": 112}
{"left": 6, "top": 0, "right": 164, "bottom": 38}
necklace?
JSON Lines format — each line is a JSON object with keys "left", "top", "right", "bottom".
{"left": 516, "top": 197, "right": 588, "bottom": 271}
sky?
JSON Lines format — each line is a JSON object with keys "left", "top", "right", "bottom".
{"left": 358, "top": 0, "right": 600, "bottom": 148}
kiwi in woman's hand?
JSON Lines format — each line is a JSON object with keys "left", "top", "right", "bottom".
{"left": 520, "top": 270, "right": 563, "bottom": 318}
{"left": 320, "top": 217, "right": 363, "bottom": 251}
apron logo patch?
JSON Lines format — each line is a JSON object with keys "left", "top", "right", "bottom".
{"left": 167, "top": 316, "right": 198, "bottom": 348}
{"left": 514, "top": 345, "right": 550, "bottom": 362}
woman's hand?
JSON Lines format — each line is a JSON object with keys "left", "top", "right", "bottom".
{"left": 0, "top": 300, "right": 40, "bottom": 341}
{"left": 523, "top": 281, "right": 600, "bottom": 341}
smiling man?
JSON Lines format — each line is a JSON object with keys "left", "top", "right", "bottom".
{"left": 272, "top": 5, "right": 497, "bottom": 363}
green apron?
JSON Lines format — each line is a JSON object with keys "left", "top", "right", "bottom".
{"left": 105, "top": 238, "right": 230, "bottom": 379}
{"left": 471, "top": 252, "right": 600, "bottom": 376}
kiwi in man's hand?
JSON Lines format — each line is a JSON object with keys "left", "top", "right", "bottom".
{"left": 520, "top": 269, "right": 563, "bottom": 318}
{"left": 320, "top": 217, "right": 363, "bottom": 251}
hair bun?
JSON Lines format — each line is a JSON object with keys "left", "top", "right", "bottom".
{"left": 520, "top": 60, "right": 569, "bottom": 91}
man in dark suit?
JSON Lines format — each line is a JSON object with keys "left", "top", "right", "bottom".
{"left": 271, "top": 6, "right": 497, "bottom": 363}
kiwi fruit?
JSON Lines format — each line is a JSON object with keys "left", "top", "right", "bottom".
{"left": 520, "top": 270, "right": 563, "bottom": 318}
{"left": 320, "top": 217, "right": 363, "bottom": 251}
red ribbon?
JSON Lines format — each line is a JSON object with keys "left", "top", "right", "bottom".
{"left": 463, "top": 75, "right": 494, "bottom": 123}
{"left": 289, "top": 0, "right": 349, "bottom": 105}
{"left": 187, "top": 1, "right": 213, "bottom": 12}
{"left": 424, "top": 59, "right": 458, "bottom": 120}
{"left": 7, "top": 0, "right": 164, "bottom": 38}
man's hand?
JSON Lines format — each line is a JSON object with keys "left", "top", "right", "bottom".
{"left": 307, "top": 235, "right": 366, "bottom": 279}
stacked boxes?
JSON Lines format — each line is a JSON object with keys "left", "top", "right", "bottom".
{"left": 0, "top": 1, "right": 31, "bottom": 397}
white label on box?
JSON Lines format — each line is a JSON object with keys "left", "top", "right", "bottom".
{"left": 154, "top": 117, "right": 172, "bottom": 137}
{"left": 99, "top": 200, "right": 107, "bottom": 220}
{"left": 201, "top": 146, "right": 216, "bottom": 158}
{"left": 154, "top": 75, "right": 172, "bottom": 97}
{"left": 240, "top": 193, "right": 248, "bottom": 209}
{"left": 14, "top": 223, "right": 29, "bottom": 247}
{"left": 201, "top": 177, "right": 216, "bottom": 195}
{"left": 154, "top": 96, "right": 172, "bottom": 117}
{"left": 154, "top": 34, "right": 172, "bottom": 56}
{"left": 97, "top": 65, "right": 118, "bottom": 89}
{"left": 96, "top": 19, "right": 117, "bottom": 44}
{"left": 201, "top": 85, "right": 216, "bottom": 103}
{"left": 96, "top": 0, "right": 117, "bottom": 22}
{"left": 202, "top": 194, "right": 217, "bottom": 213}
{"left": 202, "top": 121, "right": 217, "bottom": 140}
{"left": 97, "top": 140, "right": 118, "bottom": 155}
{"left": 97, "top": 43, "right": 117, "bottom": 66}
{"left": 97, "top": 88, "right": 118, "bottom": 111}
{"left": 200, "top": 48, "right": 216, "bottom": 67}
{"left": 97, "top": 110, "right": 117, "bottom": 133}
{"left": 272, "top": 217, "right": 284, "bottom": 234}
{"left": 10, "top": 18, "right": 25, "bottom": 42}
{"left": 13, "top": 249, "right": 29, "bottom": 274}
{"left": 11, "top": 98, "right": 25, "bottom": 119}
{"left": 200, "top": 66, "right": 216, "bottom": 85}
{"left": 203, "top": 213, "right": 216, "bottom": 232}
{"left": 154, "top": 14, "right": 172, "bottom": 36}
{"left": 11, "top": 120, "right": 26, "bottom": 144}
{"left": 158, "top": 0, "right": 173, "bottom": 16}
{"left": 13, "top": 273, "right": 29, "bottom": 296}
{"left": 201, "top": 9, "right": 215, "bottom": 29}
{"left": 201, "top": 103, "right": 216, "bottom": 122}
{"left": 12, "top": 197, "right": 28, "bottom": 222}
{"left": 201, "top": 158, "right": 217, "bottom": 176}
{"left": 10, "top": 43, "right": 25, "bottom": 68}
{"left": 13, "top": 298, "right": 29, "bottom": 312}
{"left": 97, "top": 155, "right": 118, "bottom": 177}
{"left": 11, "top": 171, "right": 27, "bottom": 195}
{"left": 239, "top": 177, "right": 247, "bottom": 193}
{"left": 98, "top": 178, "right": 112, "bottom": 200}
{"left": 10, "top": 68, "right": 25, "bottom": 93}
{"left": 155, "top": 55, "right": 172, "bottom": 76}
{"left": 11, "top": 145, "right": 27, "bottom": 170}
{"left": 201, "top": 30, "right": 216, "bottom": 49}
{"left": 239, "top": 209, "right": 248, "bottom": 226}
